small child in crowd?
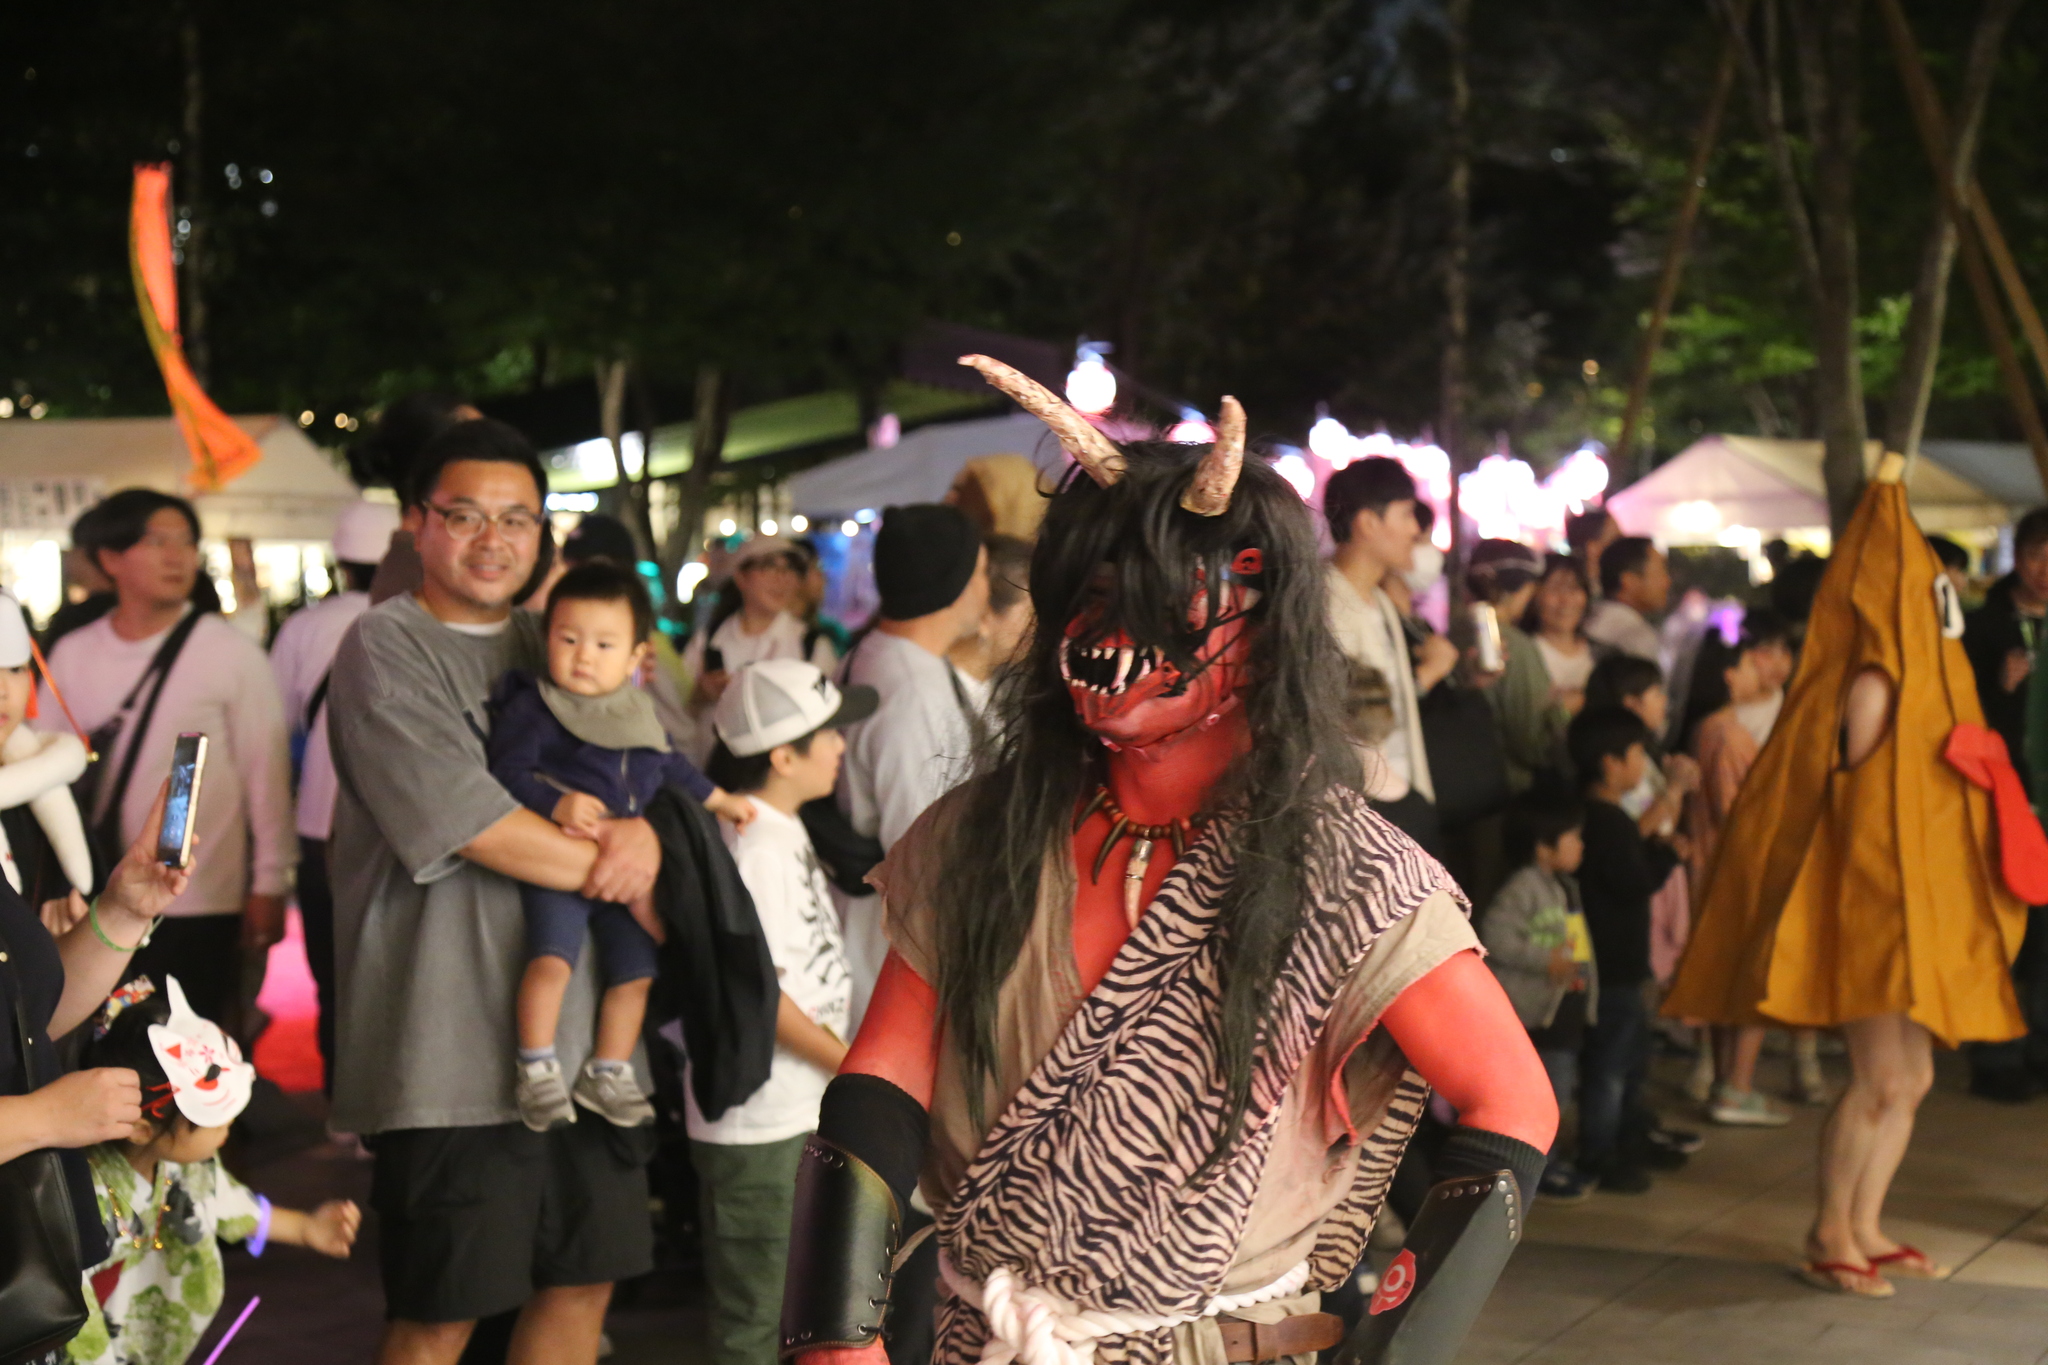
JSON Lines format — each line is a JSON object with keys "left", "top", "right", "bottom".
{"left": 1481, "top": 793, "right": 1598, "bottom": 1202}
{"left": 691, "top": 660, "right": 873, "bottom": 1365}
{"left": 489, "top": 560, "right": 757, "bottom": 1132}
{"left": 1567, "top": 705, "right": 1683, "bottom": 1194}
{"left": 68, "top": 978, "right": 359, "bottom": 1365}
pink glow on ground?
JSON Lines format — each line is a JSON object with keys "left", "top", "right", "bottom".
{"left": 252, "top": 907, "right": 324, "bottom": 1093}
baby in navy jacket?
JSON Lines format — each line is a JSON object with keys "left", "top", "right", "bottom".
{"left": 489, "top": 559, "right": 754, "bottom": 1131}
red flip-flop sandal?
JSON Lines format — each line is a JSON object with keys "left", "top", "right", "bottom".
{"left": 1867, "top": 1244, "right": 1950, "bottom": 1280}
{"left": 1798, "top": 1260, "right": 1895, "bottom": 1298}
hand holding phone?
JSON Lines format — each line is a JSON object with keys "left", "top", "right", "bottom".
{"left": 157, "top": 733, "right": 209, "bottom": 869}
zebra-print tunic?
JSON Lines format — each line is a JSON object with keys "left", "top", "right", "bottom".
{"left": 880, "top": 785, "right": 1467, "bottom": 1365}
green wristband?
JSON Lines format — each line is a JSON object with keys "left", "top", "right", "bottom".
{"left": 89, "top": 900, "right": 157, "bottom": 953}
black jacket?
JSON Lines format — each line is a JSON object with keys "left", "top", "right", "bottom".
{"left": 1577, "top": 799, "right": 1679, "bottom": 990}
{"left": 644, "top": 787, "right": 779, "bottom": 1122}
{"left": 1964, "top": 575, "right": 2039, "bottom": 789}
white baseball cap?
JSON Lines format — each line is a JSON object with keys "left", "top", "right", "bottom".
{"left": 334, "top": 498, "right": 402, "bottom": 564}
{"left": 713, "top": 659, "right": 877, "bottom": 757}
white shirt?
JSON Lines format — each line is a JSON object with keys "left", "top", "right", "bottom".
{"left": 1325, "top": 565, "right": 1433, "bottom": 802}
{"left": 269, "top": 590, "right": 372, "bottom": 840}
{"left": 834, "top": 631, "right": 979, "bottom": 1026}
{"left": 685, "top": 802, "right": 852, "bottom": 1145}
{"left": 681, "top": 611, "right": 838, "bottom": 761}
{"left": 1534, "top": 635, "right": 1595, "bottom": 694}
{"left": 1735, "top": 689, "right": 1785, "bottom": 747}
{"left": 38, "top": 612, "right": 294, "bottom": 915}
{"left": 1583, "top": 599, "right": 1662, "bottom": 665}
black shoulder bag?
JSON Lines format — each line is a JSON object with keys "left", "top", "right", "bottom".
{"left": 71, "top": 610, "right": 204, "bottom": 880}
{"left": 0, "top": 923, "right": 90, "bottom": 1365}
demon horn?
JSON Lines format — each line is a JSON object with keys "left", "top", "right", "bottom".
{"left": 1180, "top": 395, "right": 1245, "bottom": 516}
{"left": 959, "top": 353, "right": 1125, "bottom": 487}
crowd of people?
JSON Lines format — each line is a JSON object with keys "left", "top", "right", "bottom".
{"left": 1, "top": 395, "right": 2044, "bottom": 1364}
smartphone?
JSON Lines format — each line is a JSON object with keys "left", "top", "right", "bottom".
{"left": 1471, "top": 602, "right": 1504, "bottom": 673}
{"left": 157, "top": 733, "right": 209, "bottom": 869}
{"left": 703, "top": 645, "right": 726, "bottom": 673}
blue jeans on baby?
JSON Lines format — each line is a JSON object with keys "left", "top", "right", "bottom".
{"left": 522, "top": 885, "right": 660, "bottom": 985}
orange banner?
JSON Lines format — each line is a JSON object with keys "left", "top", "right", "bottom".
{"left": 129, "top": 163, "right": 263, "bottom": 491}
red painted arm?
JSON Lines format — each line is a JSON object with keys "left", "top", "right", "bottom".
{"left": 839, "top": 950, "right": 942, "bottom": 1108}
{"left": 1378, "top": 948, "right": 1558, "bottom": 1151}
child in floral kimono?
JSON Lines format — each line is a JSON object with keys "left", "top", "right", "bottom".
{"left": 65, "top": 977, "right": 359, "bottom": 1365}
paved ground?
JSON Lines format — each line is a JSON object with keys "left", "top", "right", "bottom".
{"left": 188, "top": 1043, "right": 2048, "bottom": 1364}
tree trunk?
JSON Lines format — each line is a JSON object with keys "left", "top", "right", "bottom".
{"left": 1880, "top": 0, "right": 2019, "bottom": 461}
{"left": 179, "top": 9, "right": 209, "bottom": 387}
{"left": 1441, "top": 0, "right": 1472, "bottom": 600}
{"left": 1614, "top": 0, "right": 1750, "bottom": 474}
{"left": 672, "top": 365, "right": 729, "bottom": 570}
{"left": 596, "top": 356, "right": 661, "bottom": 558}
{"left": 1794, "top": 0, "right": 1868, "bottom": 538}
{"left": 1725, "top": 0, "right": 1823, "bottom": 312}
{"left": 627, "top": 365, "right": 662, "bottom": 559}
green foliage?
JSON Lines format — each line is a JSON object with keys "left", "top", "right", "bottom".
{"left": 2, "top": 0, "right": 2043, "bottom": 459}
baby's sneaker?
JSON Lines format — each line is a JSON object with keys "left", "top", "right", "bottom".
{"left": 573, "top": 1060, "right": 656, "bottom": 1127}
{"left": 517, "top": 1057, "right": 576, "bottom": 1132}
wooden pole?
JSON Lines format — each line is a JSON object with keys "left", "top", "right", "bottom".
{"left": 1613, "top": 0, "right": 1752, "bottom": 474}
{"left": 1968, "top": 184, "right": 2048, "bottom": 399}
{"left": 1878, "top": 0, "right": 2048, "bottom": 491}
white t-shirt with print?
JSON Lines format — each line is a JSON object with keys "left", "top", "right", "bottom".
{"left": 684, "top": 801, "right": 852, "bottom": 1145}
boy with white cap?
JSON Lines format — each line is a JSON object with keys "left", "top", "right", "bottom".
{"left": 269, "top": 496, "right": 402, "bottom": 1089}
{"left": 693, "top": 658, "right": 874, "bottom": 1365}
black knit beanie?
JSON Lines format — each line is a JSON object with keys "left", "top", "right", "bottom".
{"left": 874, "top": 504, "right": 981, "bottom": 621}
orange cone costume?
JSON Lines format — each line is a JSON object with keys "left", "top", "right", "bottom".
{"left": 1664, "top": 459, "right": 2027, "bottom": 1046}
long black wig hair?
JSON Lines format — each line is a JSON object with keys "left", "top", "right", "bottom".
{"left": 932, "top": 440, "right": 1363, "bottom": 1162}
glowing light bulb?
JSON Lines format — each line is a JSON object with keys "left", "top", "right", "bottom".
{"left": 1166, "top": 416, "right": 1215, "bottom": 444}
{"left": 761, "top": 519, "right": 778, "bottom": 536}
{"left": 1065, "top": 356, "right": 1116, "bottom": 416}
{"left": 1273, "top": 453, "right": 1316, "bottom": 499}
{"left": 789, "top": 515, "right": 808, "bottom": 533}
{"left": 841, "top": 520, "right": 860, "bottom": 537}
{"left": 718, "top": 518, "right": 737, "bottom": 537}
{"left": 1307, "top": 416, "right": 1355, "bottom": 466}
{"left": 676, "top": 562, "right": 710, "bottom": 602}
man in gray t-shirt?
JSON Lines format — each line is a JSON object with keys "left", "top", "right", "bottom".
{"left": 327, "top": 419, "right": 662, "bottom": 1363}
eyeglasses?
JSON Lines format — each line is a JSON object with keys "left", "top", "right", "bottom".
{"left": 424, "top": 502, "right": 543, "bottom": 541}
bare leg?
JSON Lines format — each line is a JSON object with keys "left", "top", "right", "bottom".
{"left": 1808, "top": 1013, "right": 1929, "bottom": 1267}
{"left": 518, "top": 956, "right": 575, "bottom": 1052}
{"left": 378, "top": 1320, "right": 475, "bottom": 1365}
{"left": 593, "top": 978, "right": 653, "bottom": 1063}
{"left": 1849, "top": 1016, "right": 1933, "bottom": 1259}
{"left": 508, "top": 1282, "right": 613, "bottom": 1365}
{"left": 1721, "top": 1025, "right": 1766, "bottom": 1092}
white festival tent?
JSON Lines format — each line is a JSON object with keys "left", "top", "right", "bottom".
{"left": 1606, "top": 434, "right": 2013, "bottom": 548}
{"left": 785, "top": 411, "right": 1064, "bottom": 516}
{"left": 0, "top": 415, "right": 362, "bottom": 621}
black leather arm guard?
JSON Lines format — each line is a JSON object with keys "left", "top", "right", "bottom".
{"left": 779, "top": 1075, "right": 930, "bottom": 1359}
{"left": 1334, "top": 1167, "right": 1523, "bottom": 1365}
{"left": 779, "top": 1135, "right": 902, "bottom": 1357}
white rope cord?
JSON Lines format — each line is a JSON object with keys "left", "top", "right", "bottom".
{"left": 938, "top": 1252, "right": 1313, "bottom": 1365}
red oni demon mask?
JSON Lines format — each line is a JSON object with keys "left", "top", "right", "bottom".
{"left": 1061, "top": 549, "right": 1264, "bottom": 751}
{"left": 956, "top": 352, "right": 1257, "bottom": 754}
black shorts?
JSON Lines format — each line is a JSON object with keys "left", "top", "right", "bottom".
{"left": 369, "top": 1118, "right": 656, "bottom": 1323}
